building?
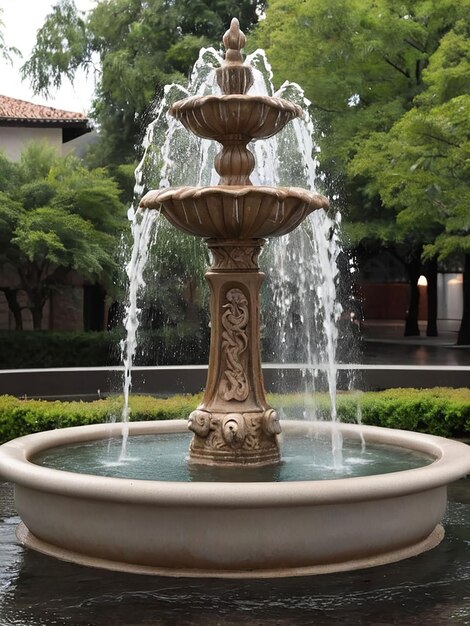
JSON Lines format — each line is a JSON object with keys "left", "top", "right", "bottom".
{"left": 357, "top": 248, "right": 463, "bottom": 335}
{"left": 0, "top": 96, "right": 102, "bottom": 332}
{"left": 0, "top": 94, "right": 92, "bottom": 161}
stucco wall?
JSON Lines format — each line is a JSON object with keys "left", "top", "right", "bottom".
{"left": 0, "top": 126, "right": 63, "bottom": 161}
{"left": 437, "top": 273, "right": 464, "bottom": 320}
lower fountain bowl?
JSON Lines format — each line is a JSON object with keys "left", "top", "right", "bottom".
{"left": 139, "top": 185, "right": 329, "bottom": 239}
{"left": 0, "top": 420, "right": 469, "bottom": 578}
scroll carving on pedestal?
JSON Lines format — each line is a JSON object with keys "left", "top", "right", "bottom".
{"left": 210, "top": 245, "right": 260, "bottom": 270}
{"left": 218, "top": 288, "right": 249, "bottom": 401}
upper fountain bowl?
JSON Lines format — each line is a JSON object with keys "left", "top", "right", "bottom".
{"left": 170, "top": 95, "right": 303, "bottom": 142}
{"left": 140, "top": 185, "right": 329, "bottom": 239}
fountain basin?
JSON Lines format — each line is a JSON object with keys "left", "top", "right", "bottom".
{"left": 0, "top": 420, "right": 469, "bottom": 578}
{"left": 170, "top": 95, "right": 302, "bottom": 141}
{"left": 140, "top": 185, "right": 329, "bottom": 238}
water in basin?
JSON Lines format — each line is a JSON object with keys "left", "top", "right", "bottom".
{"left": 33, "top": 430, "right": 433, "bottom": 482}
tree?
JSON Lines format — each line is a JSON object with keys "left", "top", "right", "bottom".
{"left": 349, "top": 20, "right": 470, "bottom": 341}
{"left": 253, "top": 0, "right": 470, "bottom": 338}
{"left": 22, "top": 0, "right": 265, "bottom": 165}
{"left": 0, "top": 143, "right": 125, "bottom": 330}
{"left": 0, "top": 8, "right": 19, "bottom": 63}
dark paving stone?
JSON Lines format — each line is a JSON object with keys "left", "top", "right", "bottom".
{"left": 0, "top": 478, "right": 469, "bottom": 626}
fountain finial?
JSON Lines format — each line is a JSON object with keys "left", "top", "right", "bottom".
{"left": 217, "top": 17, "right": 253, "bottom": 95}
{"left": 223, "top": 18, "right": 245, "bottom": 64}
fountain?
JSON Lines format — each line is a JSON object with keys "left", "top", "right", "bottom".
{"left": 139, "top": 19, "right": 329, "bottom": 467}
{"left": 0, "top": 19, "right": 469, "bottom": 578}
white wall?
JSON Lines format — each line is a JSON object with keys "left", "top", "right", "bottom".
{"left": 438, "top": 273, "right": 464, "bottom": 320}
{"left": 0, "top": 126, "right": 63, "bottom": 161}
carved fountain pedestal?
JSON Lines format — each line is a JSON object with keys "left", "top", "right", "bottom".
{"left": 140, "top": 18, "right": 329, "bottom": 466}
{"left": 188, "top": 237, "right": 280, "bottom": 465}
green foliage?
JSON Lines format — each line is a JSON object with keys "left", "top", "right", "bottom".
{"left": 0, "top": 394, "right": 185, "bottom": 442}
{"left": 48, "top": 157, "right": 124, "bottom": 233}
{"left": 19, "top": 0, "right": 90, "bottom": 94}
{"left": 13, "top": 206, "right": 115, "bottom": 277}
{"left": 0, "top": 143, "right": 126, "bottom": 329}
{"left": 0, "top": 152, "right": 20, "bottom": 194}
{"left": 355, "top": 388, "right": 470, "bottom": 437}
{"left": 417, "top": 21, "right": 470, "bottom": 105}
{"left": 0, "top": 8, "right": 20, "bottom": 63}
{"left": 23, "top": 0, "right": 265, "bottom": 164}
{"left": 0, "top": 327, "right": 209, "bottom": 368}
{"left": 19, "top": 181, "right": 56, "bottom": 210}
{"left": 0, "top": 388, "right": 468, "bottom": 444}
{"left": 17, "top": 141, "right": 60, "bottom": 182}
{"left": 0, "top": 192, "right": 23, "bottom": 246}
{"left": 254, "top": 0, "right": 470, "bottom": 339}
{"left": 0, "top": 330, "right": 119, "bottom": 368}
{"left": 270, "top": 388, "right": 470, "bottom": 437}
{"left": 106, "top": 163, "right": 136, "bottom": 205}
{"left": 253, "top": 0, "right": 470, "bottom": 254}
{"left": 142, "top": 221, "right": 210, "bottom": 329}
{"left": 0, "top": 393, "right": 202, "bottom": 443}
{"left": 350, "top": 80, "right": 470, "bottom": 263}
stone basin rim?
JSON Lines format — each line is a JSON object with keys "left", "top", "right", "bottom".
{"left": 1, "top": 420, "right": 469, "bottom": 507}
{"left": 140, "top": 185, "right": 330, "bottom": 210}
{"left": 170, "top": 94, "right": 304, "bottom": 116}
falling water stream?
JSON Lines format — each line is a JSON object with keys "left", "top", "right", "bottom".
{"left": 119, "top": 207, "right": 159, "bottom": 458}
{"left": 121, "top": 47, "right": 346, "bottom": 464}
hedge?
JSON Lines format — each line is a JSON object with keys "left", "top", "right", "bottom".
{"left": 0, "top": 394, "right": 202, "bottom": 443}
{"left": 0, "top": 328, "right": 210, "bottom": 369}
{"left": 0, "top": 388, "right": 469, "bottom": 444}
{"left": 270, "top": 388, "right": 470, "bottom": 438}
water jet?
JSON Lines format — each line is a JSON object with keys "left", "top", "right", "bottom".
{"left": 0, "top": 18, "right": 469, "bottom": 578}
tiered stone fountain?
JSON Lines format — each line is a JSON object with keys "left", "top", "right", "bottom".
{"left": 141, "top": 18, "right": 328, "bottom": 467}
{"left": 0, "top": 19, "right": 469, "bottom": 578}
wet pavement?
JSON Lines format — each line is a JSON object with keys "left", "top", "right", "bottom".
{"left": 0, "top": 320, "right": 468, "bottom": 624}
{"left": 360, "top": 320, "right": 470, "bottom": 367}
{"left": 0, "top": 478, "right": 469, "bottom": 626}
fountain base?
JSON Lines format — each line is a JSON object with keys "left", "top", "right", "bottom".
{"left": 188, "top": 408, "right": 281, "bottom": 466}
{"left": 2, "top": 420, "right": 469, "bottom": 578}
{"left": 17, "top": 522, "right": 445, "bottom": 579}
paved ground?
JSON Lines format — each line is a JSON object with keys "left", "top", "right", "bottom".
{"left": 1, "top": 478, "right": 469, "bottom": 625}
{"left": 361, "top": 320, "right": 470, "bottom": 367}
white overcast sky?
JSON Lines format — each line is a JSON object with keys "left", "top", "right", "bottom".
{"left": 1, "top": 0, "right": 96, "bottom": 113}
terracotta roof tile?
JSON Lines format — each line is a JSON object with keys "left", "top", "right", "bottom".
{"left": 0, "top": 95, "right": 88, "bottom": 123}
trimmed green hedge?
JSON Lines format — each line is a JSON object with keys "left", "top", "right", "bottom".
{"left": 0, "top": 394, "right": 202, "bottom": 443}
{"left": 0, "top": 328, "right": 209, "bottom": 368}
{"left": 270, "top": 387, "right": 470, "bottom": 438}
{"left": 0, "top": 388, "right": 469, "bottom": 444}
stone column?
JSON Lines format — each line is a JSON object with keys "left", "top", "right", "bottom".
{"left": 188, "top": 238, "right": 281, "bottom": 466}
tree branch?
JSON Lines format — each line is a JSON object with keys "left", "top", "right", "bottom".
{"left": 415, "top": 59, "right": 422, "bottom": 85}
{"left": 383, "top": 56, "right": 410, "bottom": 79}
{"left": 404, "top": 38, "right": 426, "bottom": 54}
{"left": 421, "top": 133, "right": 460, "bottom": 148}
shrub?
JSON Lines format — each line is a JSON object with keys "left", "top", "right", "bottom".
{"left": 0, "top": 388, "right": 468, "bottom": 444}
{"left": 0, "top": 327, "right": 209, "bottom": 369}
{"left": 357, "top": 387, "right": 470, "bottom": 437}
{"left": 0, "top": 394, "right": 203, "bottom": 443}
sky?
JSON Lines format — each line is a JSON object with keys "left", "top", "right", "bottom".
{"left": 0, "top": 0, "right": 96, "bottom": 113}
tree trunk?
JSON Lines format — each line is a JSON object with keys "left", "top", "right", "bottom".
{"left": 457, "top": 253, "right": 470, "bottom": 345}
{"left": 30, "top": 303, "right": 43, "bottom": 331}
{"left": 184, "top": 278, "right": 201, "bottom": 326}
{"left": 1, "top": 288, "right": 23, "bottom": 330}
{"left": 83, "top": 283, "right": 106, "bottom": 331}
{"left": 404, "top": 257, "right": 421, "bottom": 336}
{"left": 423, "top": 258, "right": 438, "bottom": 337}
